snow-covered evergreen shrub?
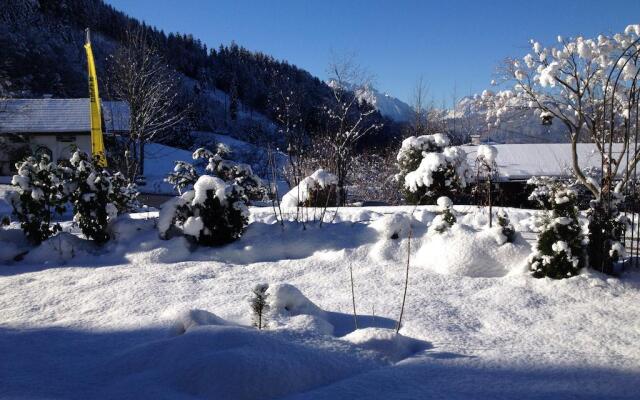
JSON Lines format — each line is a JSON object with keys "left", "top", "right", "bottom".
{"left": 280, "top": 169, "right": 338, "bottom": 208}
{"left": 430, "top": 196, "right": 456, "bottom": 234}
{"left": 396, "top": 134, "right": 470, "bottom": 204}
{"left": 9, "top": 155, "right": 66, "bottom": 244}
{"left": 251, "top": 283, "right": 270, "bottom": 330}
{"left": 586, "top": 199, "right": 628, "bottom": 273}
{"left": 0, "top": 215, "right": 9, "bottom": 227}
{"left": 65, "top": 151, "right": 137, "bottom": 244}
{"left": 166, "top": 145, "right": 266, "bottom": 201}
{"left": 109, "top": 171, "right": 140, "bottom": 213}
{"left": 159, "top": 175, "right": 249, "bottom": 246}
{"left": 527, "top": 177, "right": 586, "bottom": 279}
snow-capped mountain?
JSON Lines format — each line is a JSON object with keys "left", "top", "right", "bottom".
{"left": 354, "top": 85, "right": 415, "bottom": 123}
{"left": 328, "top": 80, "right": 415, "bottom": 123}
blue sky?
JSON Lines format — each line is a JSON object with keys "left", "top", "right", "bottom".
{"left": 106, "top": 0, "right": 640, "bottom": 105}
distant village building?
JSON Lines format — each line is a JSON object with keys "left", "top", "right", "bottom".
{"left": 0, "top": 98, "right": 129, "bottom": 175}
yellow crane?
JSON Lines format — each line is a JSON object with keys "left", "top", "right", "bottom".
{"left": 84, "top": 28, "right": 107, "bottom": 167}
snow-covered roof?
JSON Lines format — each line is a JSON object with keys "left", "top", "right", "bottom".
{"left": 0, "top": 98, "right": 129, "bottom": 134}
{"left": 462, "top": 143, "right": 630, "bottom": 181}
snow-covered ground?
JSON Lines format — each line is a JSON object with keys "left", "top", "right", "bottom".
{"left": 1, "top": 203, "right": 639, "bottom": 399}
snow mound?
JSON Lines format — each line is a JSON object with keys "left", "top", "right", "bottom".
{"left": 127, "top": 236, "right": 192, "bottom": 264}
{"left": 105, "top": 324, "right": 381, "bottom": 400}
{"left": 109, "top": 215, "right": 155, "bottom": 242}
{"left": 170, "top": 309, "right": 231, "bottom": 336}
{"left": 416, "top": 224, "right": 530, "bottom": 277}
{"left": 0, "top": 241, "right": 21, "bottom": 263}
{"left": 265, "top": 284, "right": 334, "bottom": 334}
{"left": 341, "top": 328, "right": 430, "bottom": 362}
{"left": 23, "top": 232, "right": 94, "bottom": 265}
{"left": 281, "top": 314, "right": 335, "bottom": 335}
{"left": 267, "top": 283, "right": 326, "bottom": 319}
{"left": 370, "top": 213, "right": 413, "bottom": 240}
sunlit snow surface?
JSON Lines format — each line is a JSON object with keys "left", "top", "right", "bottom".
{"left": 1, "top": 204, "right": 639, "bottom": 399}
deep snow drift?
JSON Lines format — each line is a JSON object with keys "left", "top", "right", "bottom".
{"left": 1, "top": 204, "right": 640, "bottom": 399}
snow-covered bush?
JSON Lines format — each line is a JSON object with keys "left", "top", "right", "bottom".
{"left": 109, "top": 171, "right": 140, "bottom": 214}
{"left": 166, "top": 145, "right": 266, "bottom": 201}
{"left": 281, "top": 169, "right": 338, "bottom": 208}
{"left": 430, "top": 196, "right": 456, "bottom": 234}
{"left": 250, "top": 283, "right": 269, "bottom": 330}
{"left": 159, "top": 175, "right": 249, "bottom": 246}
{"left": 396, "top": 134, "right": 470, "bottom": 204}
{"left": 527, "top": 177, "right": 586, "bottom": 279}
{"left": 586, "top": 201, "right": 628, "bottom": 272}
{"left": 10, "top": 151, "right": 139, "bottom": 244}
{"left": 9, "top": 155, "right": 66, "bottom": 244}
{"left": 65, "top": 151, "right": 138, "bottom": 244}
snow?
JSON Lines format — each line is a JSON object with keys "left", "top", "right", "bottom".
{"left": 1, "top": 205, "right": 640, "bottom": 399}
{"left": 191, "top": 175, "right": 227, "bottom": 205}
{"left": 342, "top": 328, "right": 430, "bottom": 362}
{"left": 437, "top": 196, "right": 453, "bottom": 209}
{"left": 182, "top": 216, "right": 204, "bottom": 237}
{"left": 370, "top": 213, "right": 412, "bottom": 239}
{"left": 170, "top": 309, "right": 233, "bottom": 335}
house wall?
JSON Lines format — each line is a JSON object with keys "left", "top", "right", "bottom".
{"left": 0, "top": 133, "right": 91, "bottom": 175}
{"left": 29, "top": 134, "right": 91, "bottom": 164}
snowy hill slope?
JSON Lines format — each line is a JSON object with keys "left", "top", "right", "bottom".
{"left": 1, "top": 206, "right": 639, "bottom": 398}
{"left": 142, "top": 138, "right": 288, "bottom": 195}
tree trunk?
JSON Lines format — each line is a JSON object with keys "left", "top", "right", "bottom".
{"left": 138, "top": 140, "right": 145, "bottom": 178}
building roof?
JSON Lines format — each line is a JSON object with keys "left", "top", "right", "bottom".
{"left": 462, "top": 143, "right": 631, "bottom": 181}
{"left": 0, "top": 98, "right": 129, "bottom": 134}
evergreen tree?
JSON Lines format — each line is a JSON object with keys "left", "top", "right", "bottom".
{"left": 397, "top": 134, "right": 470, "bottom": 205}
{"left": 527, "top": 177, "right": 586, "bottom": 279}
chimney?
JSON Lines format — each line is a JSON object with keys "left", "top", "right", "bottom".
{"left": 470, "top": 134, "right": 481, "bottom": 145}
{"left": 42, "top": 94, "right": 53, "bottom": 99}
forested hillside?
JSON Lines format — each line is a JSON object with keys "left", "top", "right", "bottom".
{"left": 0, "top": 0, "right": 400, "bottom": 147}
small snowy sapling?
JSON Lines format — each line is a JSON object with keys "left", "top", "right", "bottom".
{"left": 251, "top": 283, "right": 269, "bottom": 330}
{"left": 431, "top": 196, "right": 456, "bottom": 234}
{"left": 496, "top": 210, "right": 516, "bottom": 243}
